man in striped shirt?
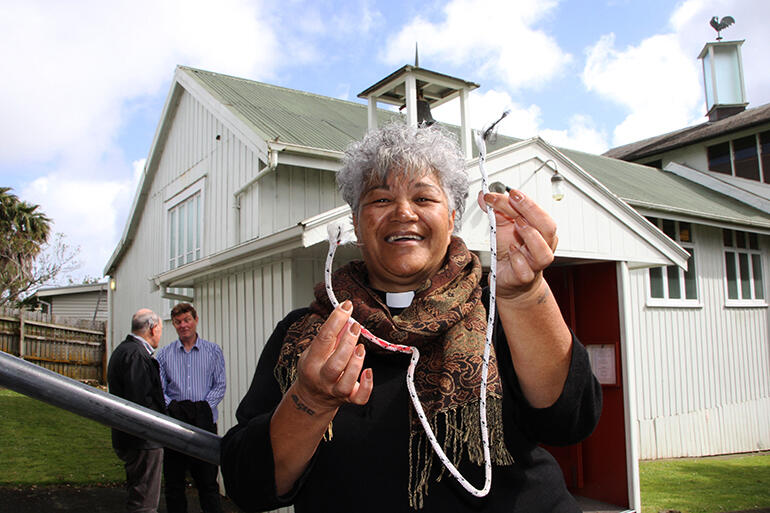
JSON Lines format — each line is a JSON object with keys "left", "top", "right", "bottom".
{"left": 156, "top": 303, "right": 226, "bottom": 513}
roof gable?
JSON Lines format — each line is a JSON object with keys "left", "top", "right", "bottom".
{"left": 461, "top": 138, "right": 691, "bottom": 270}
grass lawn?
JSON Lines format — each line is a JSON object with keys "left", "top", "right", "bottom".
{"left": 0, "top": 388, "right": 124, "bottom": 485}
{"left": 640, "top": 452, "right": 770, "bottom": 513}
{"left": 2, "top": 386, "right": 769, "bottom": 513}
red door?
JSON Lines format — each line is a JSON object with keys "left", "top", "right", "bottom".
{"left": 544, "top": 262, "right": 629, "bottom": 508}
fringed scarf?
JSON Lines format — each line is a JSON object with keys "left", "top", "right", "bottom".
{"left": 275, "top": 237, "right": 513, "bottom": 508}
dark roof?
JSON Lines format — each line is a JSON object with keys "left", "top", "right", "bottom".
{"left": 604, "top": 103, "right": 770, "bottom": 161}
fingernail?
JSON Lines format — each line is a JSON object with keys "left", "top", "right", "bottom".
{"left": 349, "top": 322, "right": 361, "bottom": 336}
{"left": 341, "top": 300, "right": 353, "bottom": 312}
{"left": 363, "top": 368, "right": 372, "bottom": 380}
{"left": 355, "top": 344, "right": 365, "bottom": 357}
{"left": 509, "top": 190, "right": 523, "bottom": 202}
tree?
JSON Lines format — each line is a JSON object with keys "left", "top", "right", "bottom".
{"left": 0, "top": 188, "right": 79, "bottom": 308}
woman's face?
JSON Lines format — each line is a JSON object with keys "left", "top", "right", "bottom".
{"left": 353, "top": 170, "right": 455, "bottom": 292}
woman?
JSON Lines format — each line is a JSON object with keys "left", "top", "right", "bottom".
{"left": 221, "top": 123, "right": 601, "bottom": 512}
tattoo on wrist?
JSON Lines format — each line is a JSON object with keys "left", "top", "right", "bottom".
{"left": 291, "top": 393, "right": 315, "bottom": 416}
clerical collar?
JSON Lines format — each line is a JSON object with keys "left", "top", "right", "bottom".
{"left": 385, "top": 291, "right": 415, "bottom": 308}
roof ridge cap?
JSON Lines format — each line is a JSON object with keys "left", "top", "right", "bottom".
{"left": 179, "top": 65, "right": 368, "bottom": 110}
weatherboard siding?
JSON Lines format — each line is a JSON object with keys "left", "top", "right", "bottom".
{"left": 628, "top": 224, "right": 770, "bottom": 459}
{"left": 193, "top": 259, "right": 296, "bottom": 444}
{"left": 49, "top": 291, "right": 108, "bottom": 321}
{"left": 108, "top": 88, "right": 343, "bottom": 351}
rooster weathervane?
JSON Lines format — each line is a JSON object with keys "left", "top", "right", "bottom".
{"left": 710, "top": 16, "right": 735, "bottom": 41}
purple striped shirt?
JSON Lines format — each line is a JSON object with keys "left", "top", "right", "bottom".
{"left": 156, "top": 336, "right": 226, "bottom": 423}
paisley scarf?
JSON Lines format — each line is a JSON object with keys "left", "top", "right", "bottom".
{"left": 275, "top": 237, "right": 513, "bottom": 508}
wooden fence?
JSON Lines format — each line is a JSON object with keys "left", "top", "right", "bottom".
{"left": 0, "top": 307, "right": 107, "bottom": 383}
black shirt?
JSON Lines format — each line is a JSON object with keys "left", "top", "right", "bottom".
{"left": 221, "top": 296, "right": 602, "bottom": 512}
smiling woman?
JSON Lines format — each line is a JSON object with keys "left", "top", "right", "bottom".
{"left": 221, "top": 123, "right": 602, "bottom": 513}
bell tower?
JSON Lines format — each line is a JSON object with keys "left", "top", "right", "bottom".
{"left": 357, "top": 60, "right": 479, "bottom": 158}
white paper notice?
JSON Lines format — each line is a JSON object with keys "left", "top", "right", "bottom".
{"left": 587, "top": 344, "right": 616, "bottom": 385}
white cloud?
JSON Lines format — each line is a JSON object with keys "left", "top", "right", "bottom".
{"left": 21, "top": 170, "right": 140, "bottom": 282}
{"left": 0, "top": 0, "right": 279, "bottom": 166}
{"left": 0, "top": 0, "right": 283, "bottom": 281}
{"left": 540, "top": 115, "right": 609, "bottom": 154}
{"left": 583, "top": 33, "right": 702, "bottom": 146}
{"left": 582, "top": 0, "right": 770, "bottom": 148}
{"left": 432, "top": 89, "right": 608, "bottom": 153}
{"left": 382, "top": 0, "right": 571, "bottom": 91}
{"left": 431, "top": 89, "right": 541, "bottom": 138}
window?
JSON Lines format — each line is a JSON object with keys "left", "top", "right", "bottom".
{"left": 723, "top": 229, "right": 765, "bottom": 304}
{"left": 707, "top": 130, "right": 770, "bottom": 183}
{"left": 707, "top": 142, "right": 731, "bottom": 175}
{"left": 168, "top": 191, "right": 202, "bottom": 269}
{"left": 732, "top": 135, "right": 760, "bottom": 180}
{"left": 647, "top": 217, "right": 698, "bottom": 305}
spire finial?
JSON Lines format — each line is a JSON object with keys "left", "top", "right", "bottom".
{"left": 415, "top": 42, "right": 419, "bottom": 67}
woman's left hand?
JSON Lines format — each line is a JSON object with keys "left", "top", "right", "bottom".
{"left": 478, "top": 188, "right": 558, "bottom": 302}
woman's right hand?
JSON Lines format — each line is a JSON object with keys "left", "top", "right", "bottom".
{"left": 291, "top": 300, "right": 373, "bottom": 415}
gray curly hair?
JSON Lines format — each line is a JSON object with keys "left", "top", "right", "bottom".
{"left": 337, "top": 123, "right": 469, "bottom": 231}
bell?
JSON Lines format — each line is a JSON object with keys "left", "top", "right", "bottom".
{"left": 417, "top": 98, "right": 436, "bottom": 127}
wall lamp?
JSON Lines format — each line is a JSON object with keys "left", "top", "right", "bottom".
{"left": 489, "top": 159, "right": 565, "bottom": 202}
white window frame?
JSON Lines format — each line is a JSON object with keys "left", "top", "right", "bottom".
{"left": 723, "top": 229, "right": 767, "bottom": 308}
{"left": 646, "top": 218, "right": 701, "bottom": 308}
{"left": 165, "top": 177, "right": 205, "bottom": 271}
{"left": 163, "top": 177, "right": 205, "bottom": 318}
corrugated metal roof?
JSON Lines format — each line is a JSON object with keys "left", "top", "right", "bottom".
{"left": 562, "top": 148, "right": 770, "bottom": 228}
{"left": 181, "top": 66, "right": 768, "bottom": 228}
{"left": 182, "top": 66, "right": 401, "bottom": 152}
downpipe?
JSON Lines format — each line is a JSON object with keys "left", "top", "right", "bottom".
{"left": 0, "top": 350, "right": 220, "bottom": 465}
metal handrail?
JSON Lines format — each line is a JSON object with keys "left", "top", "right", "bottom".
{"left": 0, "top": 350, "right": 220, "bottom": 465}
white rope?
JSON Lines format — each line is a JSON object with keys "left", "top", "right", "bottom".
{"left": 323, "top": 118, "right": 506, "bottom": 497}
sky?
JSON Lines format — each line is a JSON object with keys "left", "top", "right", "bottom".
{"left": 1, "top": 0, "right": 768, "bottom": 284}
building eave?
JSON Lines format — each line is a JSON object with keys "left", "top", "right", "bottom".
{"left": 152, "top": 206, "right": 352, "bottom": 289}
{"left": 36, "top": 282, "right": 109, "bottom": 297}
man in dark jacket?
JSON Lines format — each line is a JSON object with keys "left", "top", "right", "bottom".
{"left": 108, "top": 308, "right": 166, "bottom": 513}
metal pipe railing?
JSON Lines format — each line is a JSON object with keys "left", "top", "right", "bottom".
{"left": 0, "top": 350, "right": 220, "bottom": 465}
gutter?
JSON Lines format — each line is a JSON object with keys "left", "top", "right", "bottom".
{"left": 626, "top": 199, "right": 770, "bottom": 232}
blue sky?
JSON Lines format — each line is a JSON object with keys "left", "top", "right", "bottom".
{"left": 1, "top": 0, "right": 767, "bottom": 283}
